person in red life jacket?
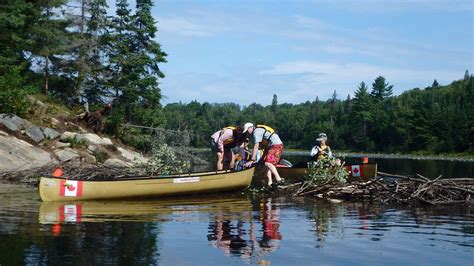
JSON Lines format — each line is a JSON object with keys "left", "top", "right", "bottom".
{"left": 211, "top": 125, "right": 250, "bottom": 170}
{"left": 244, "top": 123, "right": 285, "bottom": 187}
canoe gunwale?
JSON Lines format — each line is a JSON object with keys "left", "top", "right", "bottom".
{"left": 42, "top": 168, "right": 250, "bottom": 182}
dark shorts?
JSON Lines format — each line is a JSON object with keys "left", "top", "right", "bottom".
{"left": 265, "top": 144, "right": 283, "bottom": 165}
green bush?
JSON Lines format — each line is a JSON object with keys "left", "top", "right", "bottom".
{"left": 62, "top": 136, "right": 87, "bottom": 149}
{"left": 304, "top": 157, "right": 349, "bottom": 185}
{"left": 93, "top": 149, "right": 110, "bottom": 164}
{"left": 146, "top": 142, "right": 191, "bottom": 175}
{"left": 0, "top": 67, "right": 32, "bottom": 116}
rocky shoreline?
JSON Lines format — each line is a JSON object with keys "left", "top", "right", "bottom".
{"left": 0, "top": 113, "right": 148, "bottom": 173}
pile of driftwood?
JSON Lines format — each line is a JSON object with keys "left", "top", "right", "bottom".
{"left": 0, "top": 162, "right": 149, "bottom": 186}
{"left": 279, "top": 172, "right": 473, "bottom": 206}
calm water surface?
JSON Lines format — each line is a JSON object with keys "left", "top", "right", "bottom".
{"left": 0, "top": 182, "right": 473, "bottom": 265}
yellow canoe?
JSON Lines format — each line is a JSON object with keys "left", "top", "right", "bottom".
{"left": 39, "top": 167, "right": 255, "bottom": 202}
{"left": 276, "top": 163, "right": 378, "bottom": 182}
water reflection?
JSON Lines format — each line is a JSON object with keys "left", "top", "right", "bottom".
{"left": 304, "top": 200, "right": 474, "bottom": 252}
{"left": 0, "top": 183, "right": 473, "bottom": 265}
{"left": 207, "top": 197, "right": 282, "bottom": 264}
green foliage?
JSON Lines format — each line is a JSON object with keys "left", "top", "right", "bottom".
{"left": 119, "top": 127, "right": 154, "bottom": 152}
{"left": 62, "top": 136, "right": 87, "bottom": 149}
{"left": 371, "top": 76, "right": 393, "bottom": 100}
{"left": 304, "top": 158, "right": 349, "bottom": 186}
{"left": 159, "top": 75, "right": 473, "bottom": 156}
{"left": 106, "top": 0, "right": 167, "bottom": 133}
{"left": 0, "top": 67, "right": 32, "bottom": 116}
{"left": 146, "top": 141, "right": 191, "bottom": 175}
{"left": 93, "top": 149, "right": 110, "bottom": 164}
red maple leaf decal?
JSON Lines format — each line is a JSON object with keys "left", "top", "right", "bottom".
{"left": 66, "top": 184, "right": 76, "bottom": 191}
{"left": 353, "top": 168, "right": 359, "bottom": 173}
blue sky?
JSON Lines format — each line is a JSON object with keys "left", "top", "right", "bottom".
{"left": 145, "top": 0, "right": 473, "bottom": 106}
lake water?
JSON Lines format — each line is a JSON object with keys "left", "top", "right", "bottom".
{"left": 1, "top": 156, "right": 473, "bottom": 265}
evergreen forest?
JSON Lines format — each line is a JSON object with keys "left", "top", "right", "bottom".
{"left": 1, "top": 1, "right": 473, "bottom": 156}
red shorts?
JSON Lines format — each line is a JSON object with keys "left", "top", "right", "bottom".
{"left": 265, "top": 144, "right": 283, "bottom": 165}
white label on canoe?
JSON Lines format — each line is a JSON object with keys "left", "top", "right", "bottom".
{"left": 173, "top": 176, "right": 200, "bottom": 184}
{"left": 44, "top": 179, "right": 56, "bottom": 187}
{"left": 351, "top": 165, "right": 361, "bottom": 177}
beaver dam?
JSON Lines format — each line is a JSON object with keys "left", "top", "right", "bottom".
{"left": 275, "top": 171, "right": 473, "bottom": 206}
{"left": 1, "top": 162, "right": 473, "bottom": 206}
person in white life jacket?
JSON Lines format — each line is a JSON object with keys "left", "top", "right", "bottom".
{"left": 244, "top": 123, "right": 285, "bottom": 187}
{"left": 210, "top": 125, "right": 249, "bottom": 170}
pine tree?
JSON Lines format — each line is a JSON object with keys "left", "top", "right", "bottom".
{"left": 351, "top": 82, "right": 374, "bottom": 150}
{"left": 82, "top": 0, "right": 110, "bottom": 104}
{"left": 370, "top": 76, "right": 393, "bottom": 100}
{"left": 271, "top": 94, "right": 278, "bottom": 113}
{"left": 107, "top": 0, "right": 167, "bottom": 130}
{"left": 431, "top": 79, "right": 439, "bottom": 89}
{"left": 30, "top": 1, "right": 70, "bottom": 95}
{"left": 0, "top": 1, "right": 35, "bottom": 74}
{"left": 0, "top": 1, "right": 37, "bottom": 115}
{"left": 464, "top": 69, "right": 470, "bottom": 80}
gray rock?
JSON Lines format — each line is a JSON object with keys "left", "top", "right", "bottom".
{"left": 87, "top": 145, "right": 98, "bottom": 153}
{"left": 76, "top": 133, "right": 113, "bottom": 146}
{"left": 0, "top": 113, "right": 28, "bottom": 132}
{"left": 54, "top": 148, "right": 80, "bottom": 162}
{"left": 81, "top": 152, "right": 97, "bottom": 164}
{"left": 24, "top": 125, "right": 44, "bottom": 143}
{"left": 103, "top": 158, "right": 132, "bottom": 167}
{"left": 60, "top": 131, "right": 77, "bottom": 141}
{"left": 54, "top": 141, "right": 71, "bottom": 149}
{"left": 117, "top": 147, "right": 148, "bottom": 165}
{"left": 50, "top": 117, "right": 60, "bottom": 128}
{"left": 41, "top": 127, "right": 60, "bottom": 140}
{"left": 0, "top": 133, "right": 55, "bottom": 171}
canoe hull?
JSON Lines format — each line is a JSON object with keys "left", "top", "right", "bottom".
{"left": 276, "top": 163, "right": 377, "bottom": 182}
{"left": 39, "top": 167, "right": 255, "bottom": 202}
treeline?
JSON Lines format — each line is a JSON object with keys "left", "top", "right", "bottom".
{"left": 163, "top": 75, "right": 474, "bottom": 155}
{"left": 0, "top": 0, "right": 166, "bottom": 133}
{"left": 1, "top": 2, "right": 473, "bottom": 155}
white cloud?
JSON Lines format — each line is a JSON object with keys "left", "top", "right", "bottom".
{"left": 159, "top": 17, "right": 217, "bottom": 37}
{"left": 160, "top": 60, "right": 465, "bottom": 106}
{"left": 260, "top": 60, "right": 461, "bottom": 82}
{"left": 257, "top": 60, "right": 464, "bottom": 101}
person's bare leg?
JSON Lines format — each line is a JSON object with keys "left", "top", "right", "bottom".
{"left": 265, "top": 168, "right": 272, "bottom": 186}
{"left": 216, "top": 152, "right": 224, "bottom": 170}
{"left": 265, "top": 162, "right": 282, "bottom": 182}
{"left": 229, "top": 151, "right": 236, "bottom": 169}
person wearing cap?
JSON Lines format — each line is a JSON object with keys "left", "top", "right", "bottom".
{"left": 310, "top": 133, "right": 333, "bottom": 160}
{"left": 210, "top": 124, "right": 250, "bottom": 170}
{"left": 244, "top": 123, "right": 285, "bottom": 187}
